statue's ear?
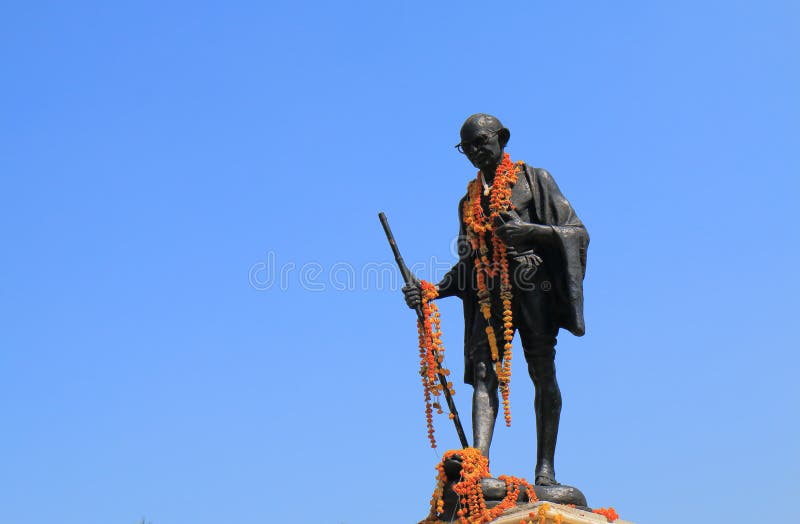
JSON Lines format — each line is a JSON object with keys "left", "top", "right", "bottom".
{"left": 498, "top": 128, "right": 510, "bottom": 147}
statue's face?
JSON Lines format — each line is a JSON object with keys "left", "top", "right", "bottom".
{"left": 459, "top": 125, "right": 505, "bottom": 173}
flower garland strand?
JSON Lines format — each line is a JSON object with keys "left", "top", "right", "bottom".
{"left": 463, "top": 152, "right": 522, "bottom": 426}
{"left": 419, "top": 447, "right": 537, "bottom": 524}
{"left": 417, "top": 280, "right": 455, "bottom": 448}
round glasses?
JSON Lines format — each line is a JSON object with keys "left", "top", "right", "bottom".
{"left": 454, "top": 129, "right": 502, "bottom": 154}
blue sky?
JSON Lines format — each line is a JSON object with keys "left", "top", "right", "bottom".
{"left": 1, "top": 2, "right": 798, "bottom": 523}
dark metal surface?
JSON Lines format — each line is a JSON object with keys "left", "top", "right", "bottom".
{"left": 398, "top": 114, "right": 590, "bottom": 488}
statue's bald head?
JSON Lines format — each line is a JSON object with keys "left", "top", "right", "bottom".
{"left": 460, "top": 113, "right": 510, "bottom": 146}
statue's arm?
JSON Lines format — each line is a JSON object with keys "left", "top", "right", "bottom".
{"left": 435, "top": 196, "right": 469, "bottom": 300}
{"left": 496, "top": 166, "right": 586, "bottom": 246}
{"left": 435, "top": 263, "right": 464, "bottom": 299}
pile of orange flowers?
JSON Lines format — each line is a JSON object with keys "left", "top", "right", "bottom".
{"left": 501, "top": 501, "right": 620, "bottom": 524}
{"left": 525, "top": 504, "right": 619, "bottom": 523}
{"left": 417, "top": 280, "right": 455, "bottom": 448}
{"left": 463, "top": 152, "right": 523, "bottom": 426}
{"left": 420, "top": 447, "right": 537, "bottom": 524}
{"left": 592, "top": 507, "right": 620, "bottom": 522}
{"left": 518, "top": 502, "right": 564, "bottom": 524}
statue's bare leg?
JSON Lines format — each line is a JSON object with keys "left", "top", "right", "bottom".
{"left": 472, "top": 361, "right": 499, "bottom": 457}
{"left": 528, "top": 354, "right": 562, "bottom": 485}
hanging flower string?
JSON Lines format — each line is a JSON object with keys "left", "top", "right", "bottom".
{"left": 417, "top": 280, "right": 455, "bottom": 448}
{"left": 463, "top": 152, "right": 522, "bottom": 426}
{"left": 420, "top": 447, "right": 537, "bottom": 524}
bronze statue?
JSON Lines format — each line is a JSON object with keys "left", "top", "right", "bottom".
{"left": 403, "top": 114, "right": 589, "bottom": 487}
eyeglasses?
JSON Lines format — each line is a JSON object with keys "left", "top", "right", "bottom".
{"left": 455, "top": 129, "right": 502, "bottom": 154}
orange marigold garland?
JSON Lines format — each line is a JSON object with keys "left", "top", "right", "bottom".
{"left": 417, "top": 280, "right": 455, "bottom": 448}
{"left": 420, "top": 448, "right": 537, "bottom": 524}
{"left": 592, "top": 507, "right": 620, "bottom": 522}
{"left": 463, "top": 152, "right": 522, "bottom": 426}
{"left": 516, "top": 503, "right": 558, "bottom": 524}
{"left": 419, "top": 448, "right": 623, "bottom": 524}
{"left": 515, "top": 503, "right": 620, "bottom": 524}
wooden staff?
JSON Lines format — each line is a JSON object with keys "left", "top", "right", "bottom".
{"left": 378, "top": 211, "right": 469, "bottom": 449}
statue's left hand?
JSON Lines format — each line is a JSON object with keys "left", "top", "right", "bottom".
{"left": 494, "top": 221, "right": 532, "bottom": 248}
{"left": 494, "top": 213, "right": 553, "bottom": 248}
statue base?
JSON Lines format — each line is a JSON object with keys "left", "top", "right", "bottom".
{"left": 453, "top": 501, "right": 635, "bottom": 524}
{"left": 438, "top": 456, "right": 588, "bottom": 520}
{"left": 439, "top": 476, "right": 589, "bottom": 521}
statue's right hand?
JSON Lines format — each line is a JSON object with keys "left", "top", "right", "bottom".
{"left": 402, "top": 279, "right": 422, "bottom": 310}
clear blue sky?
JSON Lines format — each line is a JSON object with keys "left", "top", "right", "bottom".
{"left": 1, "top": 2, "right": 798, "bottom": 523}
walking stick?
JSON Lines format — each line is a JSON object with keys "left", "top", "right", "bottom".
{"left": 378, "top": 211, "right": 469, "bottom": 449}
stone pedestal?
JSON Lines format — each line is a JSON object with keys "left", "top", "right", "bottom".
{"left": 485, "top": 501, "right": 634, "bottom": 524}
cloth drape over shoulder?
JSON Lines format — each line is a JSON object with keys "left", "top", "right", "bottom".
{"left": 521, "top": 164, "right": 588, "bottom": 337}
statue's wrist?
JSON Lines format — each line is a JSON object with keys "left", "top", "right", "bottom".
{"left": 434, "top": 280, "right": 457, "bottom": 299}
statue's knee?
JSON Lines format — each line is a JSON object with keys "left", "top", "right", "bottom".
{"left": 475, "top": 361, "right": 488, "bottom": 381}
{"left": 527, "top": 356, "right": 556, "bottom": 382}
{"left": 474, "top": 361, "right": 499, "bottom": 388}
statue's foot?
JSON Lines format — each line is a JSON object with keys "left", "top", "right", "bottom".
{"left": 534, "top": 464, "right": 559, "bottom": 486}
{"left": 443, "top": 456, "right": 463, "bottom": 481}
{"left": 535, "top": 474, "right": 559, "bottom": 486}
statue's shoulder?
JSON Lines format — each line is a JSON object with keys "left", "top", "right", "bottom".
{"left": 514, "top": 162, "right": 546, "bottom": 188}
{"left": 523, "top": 165, "right": 563, "bottom": 192}
{"left": 522, "top": 163, "right": 553, "bottom": 180}
{"left": 456, "top": 192, "right": 469, "bottom": 219}
{"left": 457, "top": 179, "right": 474, "bottom": 205}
